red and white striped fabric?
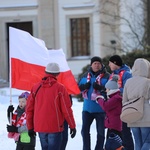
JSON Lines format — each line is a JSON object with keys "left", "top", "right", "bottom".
{"left": 9, "top": 27, "right": 80, "bottom": 95}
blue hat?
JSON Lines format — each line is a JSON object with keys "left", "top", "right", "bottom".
{"left": 19, "top": 92, "right": 30, "bottom": 100}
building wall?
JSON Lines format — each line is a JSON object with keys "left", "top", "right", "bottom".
{"left": 57, "top": 0, "right": 102, "bottom": 76}
{"left": 37, "top": 0, "right": 56, "bottom": 49}
{"left": 0, "top": 0, "right": 38, "bottom": 81}
{"left": 0, "top": 0, "right": 121, "bottom": 82}
{"left": 56, "top": 0, "right": 122, "bottom": 77}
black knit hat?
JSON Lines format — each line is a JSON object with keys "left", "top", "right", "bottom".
{"left": 91, "top": 56, "right": 102, "bottom": 65}
{"left": 109, "top": 55, "right": 123, "bottom": 66}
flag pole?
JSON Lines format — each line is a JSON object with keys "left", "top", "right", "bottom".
{"left": 9, "top": 88, "right": 12, "bottom": 125}
{"left": 9, "top": 27, "right": 12, "bottom": 125}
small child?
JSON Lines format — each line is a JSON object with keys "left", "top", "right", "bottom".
{"left": 96, "top": 75, "right": 123, "bottom": 139}
{"left": 7, "top": 92, "right": 36, "bottom": 150}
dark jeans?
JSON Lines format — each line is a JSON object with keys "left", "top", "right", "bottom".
{"left": 60, "top": 120, "right": 68, "bottom": 150}
{"left": 122, "top": 122, "right": 134, "bottom": 150}
{"left": 81, "top": 111, "right": 105, "bottom": 150}
{"left": 38, "top": 132, "right": 62, "bottom": 150}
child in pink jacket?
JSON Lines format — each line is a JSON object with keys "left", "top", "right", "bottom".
{"left": 96, "top": 75, "right": 122, "bottom": 139}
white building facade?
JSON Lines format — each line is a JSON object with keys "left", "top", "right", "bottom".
{"left": 0, "top": 0, "right": 121, "bottom": 82}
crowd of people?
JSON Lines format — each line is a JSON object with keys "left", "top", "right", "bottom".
{"left": 6, "top": 55, "right": 150, "bottom": 150}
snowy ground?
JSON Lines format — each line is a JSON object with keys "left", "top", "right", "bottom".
{"left": 0, "top": 87, "right": 98, "bottom": 150}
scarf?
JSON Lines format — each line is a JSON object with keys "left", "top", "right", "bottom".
{"left": 82, "top": 72, "right": 104, "bottom": 100}
{"left": 12, "top": 109, "right": 26, "bottom": 127}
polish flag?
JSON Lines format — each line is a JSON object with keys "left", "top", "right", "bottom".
{"left": 9, "top": 27, "right": 80, "bottom": 95}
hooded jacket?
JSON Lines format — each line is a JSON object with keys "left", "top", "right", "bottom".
{"left": 26, "top": 74, "right": 76, "bottom": 132}
{"left": 123, "top": 58, "right": 150, "bottom": 127}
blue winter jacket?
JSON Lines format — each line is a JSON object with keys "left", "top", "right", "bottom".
{"left": 112, "top": 64, "right": 132, "bottom": 94}
{"left": 78, "top": 66, "right": 110, "bottom": 113}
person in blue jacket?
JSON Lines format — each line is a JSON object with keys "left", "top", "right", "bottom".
{"left": 108, "top": 55, "right": 134, "bottom": 150}
{"left": 78, "top": 56, "right": 110, "bottom": 150}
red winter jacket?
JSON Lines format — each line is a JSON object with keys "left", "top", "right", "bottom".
{"left": 26, "top": 74, "right": 76, "bottom": 133}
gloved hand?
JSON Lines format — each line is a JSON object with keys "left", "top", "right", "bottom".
{"left": 93, "top": 82, "right": 104, "bottom": 91}
{"left": 70, "top": 128, "right": 76, "bottom": 138}
{"left": 101, "top": 90, "right": 107, "bottom": 97}
{"left": 28, "top": 129, "right": 36, "bottom": 138}
{"left": 84, "top": 82, "right": 91, "bottom": 89}
{"left": 79, "top": 82, "right": 91, "bottom": 91}
{"left": 7, "top": 125, "right": 18, "bottom": 133}
{"left": 7, "top": 105, "right": 14, "bottom": 120}
{"left": 7, "top": 105, "right": 14, "bottom": 114}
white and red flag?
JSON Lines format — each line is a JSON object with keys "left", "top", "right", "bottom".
{"left": 9, "top": 27, "right": 80, "bottom": 95}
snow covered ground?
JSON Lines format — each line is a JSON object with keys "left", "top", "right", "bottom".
{"left": 0, "top": 87, "right": 97, "bottom": 150}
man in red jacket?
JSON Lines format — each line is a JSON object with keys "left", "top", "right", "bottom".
{"left": 26, "top": 62, "right": 76, "bottom": 150}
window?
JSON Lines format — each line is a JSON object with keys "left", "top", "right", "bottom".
{"left": 70, "top": 18, "right": 90, "bottom": 57}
